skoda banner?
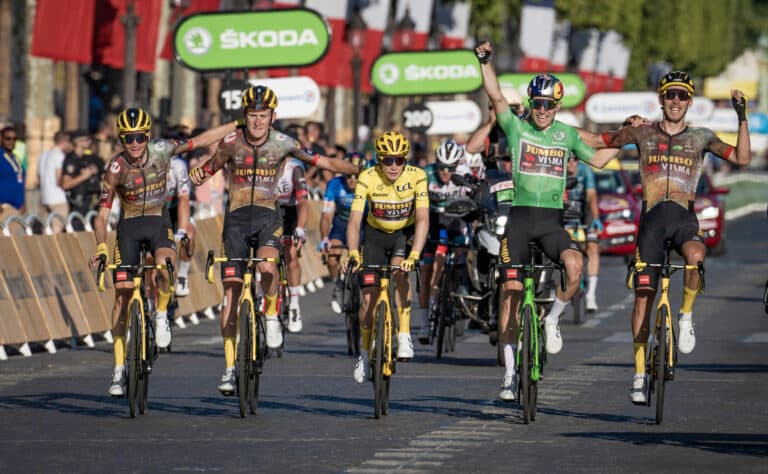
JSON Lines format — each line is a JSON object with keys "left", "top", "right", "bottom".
{"left": 173, "top": 9, "right": 330, "bottom": 71}
{"left": 497, "top": 73, "right": 586, "bottom": 109}
{"left": 371, "top": 50, "right": 482, "bottom": 96}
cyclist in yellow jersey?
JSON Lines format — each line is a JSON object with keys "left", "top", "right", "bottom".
{"left": 346, "top": 131, "right": 429, "bottom": 382}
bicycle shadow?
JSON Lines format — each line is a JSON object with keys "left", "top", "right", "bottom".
{"left": 300, "top": 393, "right": 500, "bottom": 420}
{"left": 581, "top": 362, "right": 768, "bottom": 374}
{"left": 561, "top": 431, "right": 768, "bottom": 457}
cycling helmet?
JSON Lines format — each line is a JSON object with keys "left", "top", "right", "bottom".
{"left": 241, "top": 85, "right": 278, "bottom": 111}
{"left": 344, "top": 151, "right": 366, "bottom": 169}
{"left": 436, "top": 139, "right": 464, "bottom": 166}
{"left": 527, "top": 74, "right": 564, "bottom": 101}
{"left": 465, "top": 152, "right": 484, "bottom": 169}
{"left": 375, "top": 131, "right": 410, "bottom": 156}
{"left": 657, "top": 71, "right": 695, "bottom": 94}
{"left": 116, "top": 107, "right": 152, "bottom": 134}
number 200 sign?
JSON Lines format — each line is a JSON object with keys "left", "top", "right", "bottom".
{"left": 402, "top": 104, "right": 433, "bottom": 133}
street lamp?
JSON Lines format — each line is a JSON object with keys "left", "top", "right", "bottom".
{"left": 392, "top": 7, "right": 416, "bottom": 52}
{"left": 347, "top": 8, "right": 367, "bottom": 150}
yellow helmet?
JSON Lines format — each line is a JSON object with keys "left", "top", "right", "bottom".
{"left": 241, "top": 85, "right": 278, "bottom": 111}
{"left": 116, "top": 107, "right": 152, "bottom": 134}
{"left": 657, "top": 71, "right": 695, "bottom": 95}
{"left": 375, "top": 131, "right": 410, "bottom": 157}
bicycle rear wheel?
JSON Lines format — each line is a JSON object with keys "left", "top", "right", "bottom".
{"left": 373, "top": 301, "right": 386, "bottom": 419}
{"left": 435, "top": 269, "right": 452, "bottom": 359}
{"left": 520, "top": 305, "right": 533, "bottom": 424}
{"left": 655, "top": 306, "right": 669, "bottom": 425}
{"left": 127, "top": 300, "right": 142, "bottom": 418}
{"left": 238, "top": 300, "right": 253, "bottom": 418}
{"left": 345, "top": 287, "right": 361, "bottom": 357}
{"left": 572, "top": 287, "right": 585, "bottom": 325}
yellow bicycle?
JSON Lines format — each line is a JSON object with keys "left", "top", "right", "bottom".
{"left": 627, "top": 240, "right": 704, "bottom": 424}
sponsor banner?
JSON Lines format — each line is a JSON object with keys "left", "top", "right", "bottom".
{"left": 425, "top": 100, "right": 482, "bottom": 136}
{"left": 247, "top": 77, "right": 321, "bottom": 119}
{"left": 586, "top": 92, "right": 714, "bottom": 124}
{"left": 371, "top": 50, "right": 481, "bottom": 96}
{"left": 173, "top": 9, "right": 330, "bottom": 71}
{"left": 497, "top": 73, "right": 586, "bottom": 108}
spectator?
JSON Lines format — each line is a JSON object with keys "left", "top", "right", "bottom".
{"left": 38, "top": 130, "right": 72, "bottom": 231}
{"left": 0, "top": 126, "right": 25, "bottom": 222}
{"left": 92, "top": 119, "right": 115, "bottom": 165}
{"left": 62, "top": 130, "right": 104, "bottom": 227}
{"left": 13, "top": 122, "right": 28, "bottom": 171}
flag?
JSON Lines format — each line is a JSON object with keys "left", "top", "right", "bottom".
{"left": 159, "top": 0, "right": 220, "bottom": 61}
{"left": 31, "top": 0, "right": 96, "bottom": 64}
{"left": 298, "top": 0, "right": 351, "bottom": 88}
{"left": 393, "top": 0, "right": 435, "bottom": 51}
{"left": 435, "top": 0, "right": 472, "bottom": 50}
{"left": 92, "top": 0, "right": 163, "bottom": 73}
{"left": 548, "top": 21, "right": 570, "bottom": 73}
{"left": 518, "top": 0, "right": 555, "bottom": 72}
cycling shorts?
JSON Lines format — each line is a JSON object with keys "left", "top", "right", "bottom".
{"left": 114, "top": 212, "right": 175, "bottom": 284}
{"left": 422, "top": 210, "right": 472, "bottom": 263}
{"left": 328, "top": 215, "right": 349, "bottom": 245}
{"left": 280, "top": 204, "right": 299, "bottom": 247}
{"left": 359, "top": 223, "right": 413, "bottom": 288}
{"left": 222, "top": 206, "right": 283, "bottom": 280}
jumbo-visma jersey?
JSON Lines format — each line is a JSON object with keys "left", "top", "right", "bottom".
{"left": 351, "top": 165, "right": 429, "bottom": 233}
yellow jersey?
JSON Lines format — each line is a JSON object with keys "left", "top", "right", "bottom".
{"left": 351, "top": 165, "right": 429, "bottom": 233}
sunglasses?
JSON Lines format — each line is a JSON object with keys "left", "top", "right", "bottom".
{"left": 437, "top": 164, "right": 456, "bottom": 172}
{"left": 380, "top": 156, "right": 406, "bottom": 166}
{"left": 345, "top": 174, "right": 358, "bottom": 180}
{"left": 662, "top": 89, "right": 691, "bottom": 101}
{"left": 2, "top": 135, "right": 17, "bottom": 141}
{"left": 121, "top": 132, "right": 148, "bottom": 145}
{"left": 528, "top": 98, "right": 558, "bottom": 111}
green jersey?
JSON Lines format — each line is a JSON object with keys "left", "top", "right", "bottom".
{"left": 496, "top": 109, "right": 596, "bottom": 209}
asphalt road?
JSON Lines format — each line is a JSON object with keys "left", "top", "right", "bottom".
{"left": 1, "top": 212, "right": 766, "bottom": 473}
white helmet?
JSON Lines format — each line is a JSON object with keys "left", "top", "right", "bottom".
{"left": 436, "top": 139, "right": 464, "bottom": 167}
{"left": 465, "top": 152, "right": 483, "bottom": 168}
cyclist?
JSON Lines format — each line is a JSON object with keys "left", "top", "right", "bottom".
{"left": 318, "top": 151, "right": 367, "bottom": 314}
{"left": 165, "top": 132, "right": 196, "bottom": 305}
{"left": 346, "top": 131, "right": 429, "bottom": 381}
{"left": 417, "top": 139, "right": 474, "bottom": 344}
{"left": 564, "top": 153, "right": 603, "bottom": 312}
{"left": 189, "top": 85, "right": 358, "bottom": 394}
{"left": 277, "top": 151, "right": 309, "bottom": 333}
{"left": 475, "top": 41, "right": 619, "bottom": 401}
{"left": 592, "top": 72, "right": 751, "bottom": 403}
{"left": 464, "top": 151, "right": 486, "bottom": 181}
{"left": 89, "top": 107, "right": 237, "bottom": 397}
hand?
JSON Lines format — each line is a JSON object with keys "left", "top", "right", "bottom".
{"left": 293, "top": 227, "right": 307, "bottom": 250}
{"left": 400, "top": 251, "right": 420, "bottom": 273}
{"left": 589, "top": 219, "right": 604, "bottom": 233}
{"left": 474, "top": 41, "right": 493, "bottom": 64}
{"left": 344, "top": 249, "right": 361, "bottom": 273}
{"left": 174, "top": 228, "right": 187, "bottom": 241}
{"left": 621, "top": 115, "right": 650, "bottom": 128}
{"left": 189, "top": 166, "right": 209, "bottom": 185}
{"left": 90, "top": 242, "right": 109, "bottom": 268}
{"left": 317, "top": 236, "right": 330, "bottom": 253}
{"left": 731, "top": 89, "right": 747, "bottom": 122}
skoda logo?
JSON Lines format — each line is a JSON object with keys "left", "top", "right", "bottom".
{"left": 378, "top": 63, "right": 399, "bottom": 85}
{"left": 184, "top": 27, "right": 212, "bottom": 55}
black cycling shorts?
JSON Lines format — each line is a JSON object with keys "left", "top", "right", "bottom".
{"left": 281, "top": 204, "right": 298, "bottom": 239}
{"left": 359, "top": 223, "right": 413, "bottom": 288}
{"left": 423, "top": 209, "right": 471, "bottom": 260}
{"left": 114, "top": 212, "right": 175, "bottom": 284}
{"left": 222, "top": 206, "right": 283, "bottom": 280}
{"left": 634, "top": 200, "right": 704, "bottom": 291}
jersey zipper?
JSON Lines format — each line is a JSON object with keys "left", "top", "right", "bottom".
{"left": 664, "top": 133, "right": 672, "bottom": 201}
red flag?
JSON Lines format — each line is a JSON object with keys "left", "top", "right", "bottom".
{"left": 31, "top": 0, "right": 96, "bottom": 64}
{"left": 435, "top": 1, "right": 472, "bottom": 50}
{"left": 92, "top": 0, "right": 163, "bottom": 73}
{"left": 160, "top": 0, "right": 220, "bottom": 61}
{"left": 298, "top": 1, "right": 350, "bottom": 88}
{"left": 518, "top": 0, "right": 556, "bottom": 72}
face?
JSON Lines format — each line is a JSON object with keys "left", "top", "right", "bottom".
{"left": 379, "top": 155, "right": 406, "bottom": 182}
{"left": 74, "top": 137, "right": 92, "bottom": 153}
{"left": 245, "top": 109, "right": 275, "bottom": 142}
{"left": 1, "top": 131, "right": 16, "bottom": 152}
{"left": 437, "top": 163, "right": 455, "bottom": 183}
{"left": 120, "top": 132, "right": 150, "bottom": 160}
{"left": 528, "top": 97, "right": 560, "bottom": 129}
{"left": 659, "top": 87, "right": 692, "bottom": 123}
{"left": 567, "top": 156, "right": 578, "bottom": 176}
{"left": 344, "top": 173, "right": 358, "bottom": 191}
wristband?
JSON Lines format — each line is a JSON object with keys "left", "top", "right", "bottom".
{"left": 407, "top": 250, "right": 421, "bottom": 261}
{"left": 96, "top": 243, "right": 108, "bottom": 255}
{"left": 201, "top": 161, "right": 215, "bottom": 177}
{"left": 235, "top": 118, "right": 245, "bottom": 128}
{"left": 311, "top": 154, "right": 320, "bottom": 166}
{"left": 475, "top": 50, "right": 492, "bottom": 64}
{"left": 187, "top": 139, "right": 194, "bottom": 153}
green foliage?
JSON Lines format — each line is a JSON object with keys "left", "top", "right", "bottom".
{"left": 468, "top": 0, "right": 521, "bottom": 44}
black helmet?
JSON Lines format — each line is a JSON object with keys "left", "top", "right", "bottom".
{"left": 657, "top": 71, "right": 694, "bottom": 95}
{"left": 116, "top": 107, "right": 152, "bottom": 134}
{"left": 241, "top": 85, "right": 278, "bottom": 111}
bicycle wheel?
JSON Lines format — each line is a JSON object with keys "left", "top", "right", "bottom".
{"left": 238, "top": 300, "right": 253, "bottom": 418}
{"left": 250, "top": 314, "right": 264, "bottom": 415}
{"left": 435, "top": 270, "right": 452, "bottom": 359}
{"left": 373, "top": 301, "right": 386, "bottom": 419}
{"left": 520, "top": 305, "right": 533, "bottom": 424}
{"left": 127, "top": 300, "right": 142, "bottom": 418}
{"left": 655, "top": 306, "right": 669, "bottom": 425}
{"left": 139, "top": 315, "right": 153, "bottom": 415}
{"left": 381, "top": 307, "right": 396, "bottom": 417}
{"left": 572, "top": 282, "right": 585, "bottom": 325}
{"left": 345, "top": 286, "right": 361, "bottom": 357}
{"left": 530, "top": 317, "right": 541, "bottom": 422}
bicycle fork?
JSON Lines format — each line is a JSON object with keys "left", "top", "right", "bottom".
{"left": 656, "top": 278, "right": 675, "bottom": 380}
{"left": 520, "top": 276, "right": 542, "bottom": 382}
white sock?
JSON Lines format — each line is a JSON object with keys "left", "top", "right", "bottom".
{"left": 504, "top": 344, "right": 516, "bottom": 377}
{"left": 289, "top": 286, "right": 300, "bottom": 309}
{"left": 545, "top": 298, "right": 568, "bottom": 325}
{"left": 678, "top": 311, "right": 692, "bottom": 322}
{"left": 587, "top": 275, "right": 598, "bottom": 297}
{"left": 178, "top": 260, "right": 191, "bottom": 279}
{"left": 155, "top": 310, "right": 167, "bottom": 319}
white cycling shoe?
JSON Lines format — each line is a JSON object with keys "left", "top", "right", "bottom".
{"left": 397, "top": 333, "right": 414, "bottom": 360}
{"left": 266, "top": 317, "right": 283, "bottom": 348}
{"left": 288, "top": 308, "right": 303, "bottom": 333}
{"left": 155, "top": 312, "right": 172, "bottom": 349}
{"left": 544, "top": 322, "right": 562, "bottom": 354}
{"left": 678, "top": 316, "right": 696, "bottom": 354}
{"left": 630, "top": 373, "right": 647, "bottom": 405}
{"left": 499, "top": 374, "right": 517, "bottom": 402}
{"left": 108, "top": 366, "right": 126, "bottom": 397}
{"left": 353, "top": 354, "right": 368, "bottom": 383}
{"left": 218, "top": 367, "right": 236, "bottom": 395}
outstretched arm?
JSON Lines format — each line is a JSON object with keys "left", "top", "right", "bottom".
{"left": 475, "top": 42, "right": 510, "bottom": 118}
{"left": 171, "top": 120, "right": 238, "bottom": 156}
{"left": 730, "top": 89, "right": 752, "bottom": 167}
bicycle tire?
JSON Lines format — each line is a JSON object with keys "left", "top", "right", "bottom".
{"left": 572, "top": 287, "right": 585, "bottom": 325}
{"left": 238, "top": 300, "right": 253, "bottom": 418}
{"left": 382, "top": 305, "right": 396, "bottom": 417}
{"left": 655, "top": 305, "right": 669, "bottom": 425}
{"left": 373, "top": 301, "right": 386, "bottom": 419}
{"left": 530, "top": 317, "right": 541, "bottom": 422}
{"left": 250, "top": 313, "right": 264, "bottom": 415}
{"left": 345, "top": 287, "right": 361, "bottom": 357}
{"left": 435, "top": 268, "right": 452, "bottom": 359}
{"left": 139, "top": 315, "right": 154, "bottom": 415}
{"left": 127, "top": 300, "right": 142, "bottom": 418}
{"left": 520, "top": 305, "right": 533, "bottom": 424}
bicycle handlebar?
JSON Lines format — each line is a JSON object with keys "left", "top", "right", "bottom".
{"left": 625, "top": 260, "right": 705, "bottom": 291}
{"left": 205, "top": 249, "right": 280, "bottom": 284}
{"left": 497, "top": 260, "right": 568, "bottom": 292}
{"left": 348, "top": 261, "right": 422, "bottom": 294}
{"left": 96, "top": 255, "right": 176, "bottom": 292}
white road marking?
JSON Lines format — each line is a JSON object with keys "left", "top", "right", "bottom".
{"left": 743, "top": 332, "right": 768, "bottom": 343}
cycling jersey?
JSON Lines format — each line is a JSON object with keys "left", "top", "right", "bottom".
{"left": 276, "top": 157, "right": 308, "bottom": 206}
{"left": 166, "top": 155, "right": 192, "bottom": 205}
{"left": 563, "top": 162, "right": 596, "bottom": 222}
{"left": 424, "top": 163, "right": 473, "bottom": 212}
{"left": 351, "top": 165, "right": 429, "bottom": 233}
{"left": 602, "top": 123, "right": 733, "bottom": 212}
{"left": 323, "top": 175, "right": 355, "bottom": 221}
{"left": 495, "top": 109, "right": 596, "bottom": 209}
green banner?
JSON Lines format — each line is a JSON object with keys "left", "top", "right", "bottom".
{"left": 173, "top": 9, "right": 330, "bottom": 71}
{"left": 371, "top": 50, "right": 482, "bottom": 96}
{"left": 497, "top": 73, "right": 587, "bottom": 108}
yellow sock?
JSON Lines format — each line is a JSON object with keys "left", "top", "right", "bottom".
{"left": 680, "top": 286, "right": 697, "bottom": 314}
{"left": 362, "top": 327, "right": 372, "bottom": 351}
{"left": 114, "top": 336, "right": 126, "bottom": 367}
{"left": 399, "top": 304, "right": 411, "bottom": 334}
{"left": 223, "top": 337, "right": 236, "bottom": 369}
{"left": 264, "top": 294, "right": 278, "bottom": 316}
{"left": 157, "top": 289, "right": 171, "bottom": 312}
{"left": 634, "top": 343, "right": 646, "bottom": 375}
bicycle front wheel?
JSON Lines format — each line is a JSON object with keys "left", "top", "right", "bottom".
{"left": 345, "top": 288, "right": 361, "bottom": 357}
{"left": 520, "top": 305, "right": 534, "bottom": 424}
{"left": 139, "top": 314, "right": 154, "bottom": 415}
{"left": 373, "top": 301, "right": 386, "bottom": 419}
{"left": 435, "top": 270, "right": 452, "bottom": 359}
{"left": 238, "top": 300, "right": 253, "bottom": 418}
{"left": 127, "top": 300, "right": 142, "bottom": 418}
{"left": 655, "top": 305, "right": 669, "bottom": 425}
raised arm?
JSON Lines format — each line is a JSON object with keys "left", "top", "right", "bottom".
{"left": 475, "top": 42, "right": 510, "bottom": 117}
{"left": 466, "top": 110, "right": 495, "bottom": 154}
{"left": 730, "top": 89, "right": 752, "bottom": 167}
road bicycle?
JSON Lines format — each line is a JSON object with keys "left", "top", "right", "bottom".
{"left": 428, "top": 237, "right": 472, "bottom": 359}
{"left": 97, "top": 244, "right": 175, "bottom": 418}
{"left": 626, "top": 240, "right": 704, "bottom": 424}
{"left": 321, "top": 244, "right": 360, "bottom": 356}
{"left": 499, "top": 242, "right": 565, "bottom": 424}
{"left": 205, "top": 241, "right": 280, "bottom": 418}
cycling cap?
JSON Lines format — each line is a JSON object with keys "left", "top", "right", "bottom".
{"left": 465, "top": 152, "right": 484, "bottom": 168}
{"left": 242, "top": 85, "right": 278, "bottom": 111}
{"left": 116, "top": 108, "right": 152, "bottom": 134}
{"left": 657, "top": 71, "right": 695, "bottom": 94}
{"left": 527, "top": 74, "right": 564, "bottom": 101}
{"left": 375, "top": 131, "right": 410, "bottom": 157}
{"left": 344, "top": 151, "right": 366, "bottom": 169}
{"left": 436, "top": 139, "right": 464, "bottom": 166}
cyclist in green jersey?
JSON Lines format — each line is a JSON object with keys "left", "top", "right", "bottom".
{"left": 476, "top": 41, "right": 619, "bottom": 401}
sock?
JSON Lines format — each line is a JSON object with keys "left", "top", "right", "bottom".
{"left": 399, "top": 304, "right": 411, "bottom": 334}
{"left": 157, "top": 289, "right": 171, "bottom": 312}
{"left": 178, "top": 260, "right": 191, "bottom": 279}
{"left": 289, "top": 286, "right": 301, "bottom": 309}
{"left": 545, "top": 298, "right": 568, "bottom": 325}
{"left": 264, "top": 293, "right": 278, "bottom": 316}
{"left": 113, "top": 336, "right": 125, "bottom": 367}
{"left": 634, "top": 343, "right": 646, "bottom": 375}
{"left": 680, "top": 286, "right": 697, "bottom": 315}
{"left": 504, "top": 344, "right": 516, "bottom": 377}
{"left": 678, "top": 311, "right": 692, "bottom": 322}
{"left": 587, "top": 276, "right": 598, "bottom": 298}
{"left": 224, "top": 337, "right": 236, "bottom": 369}
{"left": 361, "top": 327, "right": 372, "bottom": 351}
